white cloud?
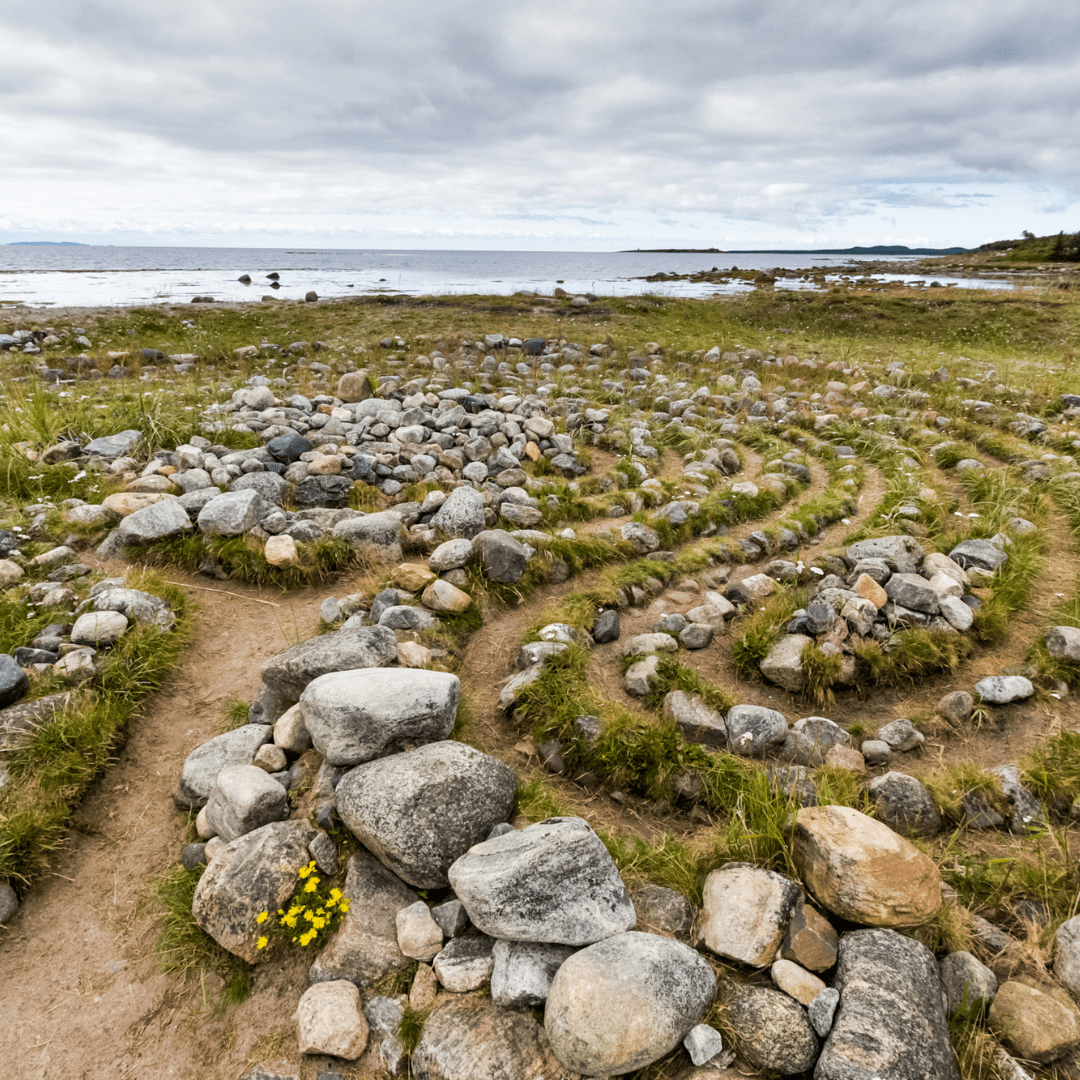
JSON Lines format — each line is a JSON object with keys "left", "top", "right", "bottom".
{"left": 1, "top": 0, "right": 1079, "bottom": 248}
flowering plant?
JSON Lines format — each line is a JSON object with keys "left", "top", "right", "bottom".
{"left": 255, "top": 860, "right": 350, "bottom": 951}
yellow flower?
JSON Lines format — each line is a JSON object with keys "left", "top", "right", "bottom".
{"left": 256, "top": 911, "right": 268, "bottom": 925}
{"left": 304, "top": 878, "right": 318, "bottom": 894}
{"left": 256, "top": 936, "right": 268, "bottom": 950}
{"left": 339, "top": 899, "right": 350, "bottom": 913}
{"left": 329, "top": 888, "right": 342, "bottom": 901}
{"left": 312, "top": 917, "right": 326, "bottom": 930}
{"left": 303, "top": 910, "right": 314, "bottom": 922}
{"left": 282, "top": 914, "right": 298, "bottom": 929}
{"left": 298, "top": 864, "right": 312, "bottom": 879}
{"left": 299, "top": 929, "right": 317, "bottom": 946}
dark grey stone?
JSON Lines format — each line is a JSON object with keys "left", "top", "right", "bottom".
{"left": 721, "top": 984, "right": 819, "bottom": 1075}
{"left": 816, "top": 928, "right": 961, "bottom": 1080}
{"left": 0, "top": 655, "right": 30, "bottom": 709}
{"left": 869, "top": 771, "right": 943, "bottom": 837}
{"left": 949, "top": 538, "right": 1007, "bottom": 572}
{"left": 939, "top": 951, "right": 997, "bottom": 1019}
{"left": 293, "top": 474, "right": 353, "bottom": 509}
{"left": 472, "top": 529, "right": 529, "bottom": 583}
{"left": 591, "top": 609, "right": 620, "bottom": 643}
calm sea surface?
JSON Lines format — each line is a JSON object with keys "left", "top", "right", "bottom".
{"left": 0, "top": 246, "right": 1014, "bottom": 308}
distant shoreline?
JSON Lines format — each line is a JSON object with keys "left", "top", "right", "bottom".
{"left": 622, "top": 245, "right": 969, "bottom": 256}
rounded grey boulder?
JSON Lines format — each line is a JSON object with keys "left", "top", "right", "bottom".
{"left": 545, "top": 931, "right": 716, "bottom": 1076}
{"left": 299, "top": 668, "right": 459, "bottom": 766}
{"left": 448, "top": 816, "right": 636, "bottom": 946}
{"left": 721, "top": 983, "right": 820, "bottom": 1075}
{"left": 336, "top": 741, "right": 516, "bottom": 888}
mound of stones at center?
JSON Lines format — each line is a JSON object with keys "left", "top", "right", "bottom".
{"left": 169, "top": 618, "right": 1080, "bottom": 1079}
{"left": 758, "top": 533, "right": 1011, "bottom": 693}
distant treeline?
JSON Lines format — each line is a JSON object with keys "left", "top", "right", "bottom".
{"left": 978, "top": 231, "right": 1080, "bottom": 262}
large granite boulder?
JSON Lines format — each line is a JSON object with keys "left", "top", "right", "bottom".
{"left": 989, "top": 980, "right": 1080, "bottom": 1064}
{"left": 491, "top": 940, "right": 578, "bottom": 1008}
{"left": 759, "top": 633, "right": 810, "bottom": 692}
{"left": 726, "top": 703, "right": 788, "bottom": 758}
{"left": 816, "top": 929, "right": 960, "bottom": 1079}
{"left": 429, "top": 487, "right": 486, "bottom": 539}
{"left": 197, "top": 489, "right": 272, "bottom": 536}
{"left": 545, "top": 931, "right": 716, "bottom": 1076}
{"left": 309, "top": 852, "right": 417, "bottom": 987}
{"left": 332, "top": 512, "right": 404, "bottom": 562}
{"left": 299, "top": 668, "right": 459, "bottom": 766}
{"left": 791, "top": 805, "right": 942, "bottom": 927}
{"left": 472, "top": 529, "right": 529, "bottom": 583}
{"left": 448, "top": 817, "right": 635, "bottom": 946}
{"left": 261, "top": 625, "right": 397, "bottom": 699}
{"left": 192, "top": 820, "right": 316, "bottom": 963}
{"left": 336, "top": 741, "right": 517, "bottom": 888}
{"left": 116, "top": 498, "right": 193, "bottom": 544}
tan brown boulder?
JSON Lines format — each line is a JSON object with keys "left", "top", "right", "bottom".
{"left": 854, "top": 573, "right": 888, "bottom": 609}
{"left": 791, "top": 805, "right": 942, "bottom": 927}
{"left": 393, "top": 562, "right": 436, "bottom": 592}
{"left": 337, "top": 369, "right": 373, "bottom": 403}
{"left": 989, "top": 980, "right": 1080, "bottom": 1064}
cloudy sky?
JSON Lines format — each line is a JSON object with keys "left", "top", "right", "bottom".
{"left": 1, "top": 0, "right": 1078, "bottom": 250}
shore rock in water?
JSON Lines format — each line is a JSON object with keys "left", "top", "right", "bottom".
{"left": 411, "top": 995, "right": 575, "bottom": 1080}
{"left": 545, "top": 931, "right": 716, "bottom": 1076}
{"left": 309, "top": 852, "right": 417, "bottom": 987}
{"left": 299, "top": 668, "right": 459, "bottom": 766}
{"left": 699, "top": 863, "right": 801, "bottom": 967}
{"left": 336, "top": 741, "right": 516, "bottom": 888}
{"left": 721, "top": 984, "right": 819, "bottom": 1075}
{"left": 261, "top": 625, "right": 397, "bottom": 698}
{"left": 192, "top": 820, "right": 317, "bottom": 963}
{"left": 175, "top": 724, "right": 273, "bottom": 809}
{"left": 448, "top": 817, "right": 635, "bottom": 946}
{"left": 792, "top": 805, "right": 942, "bottom": 927}
{"left": 817, "top": 929, "right": 960, "bottom": 1080}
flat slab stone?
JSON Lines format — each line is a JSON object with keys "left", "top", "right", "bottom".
{"left": 261, "top": 625, "right": 398, "bottom": 699}
{"left": 975, "top": 675, "right": 1034, "bottom": 704}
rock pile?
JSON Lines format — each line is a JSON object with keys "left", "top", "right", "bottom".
{"left": 757, "top": 533, "right": 1014, "bottom": 693}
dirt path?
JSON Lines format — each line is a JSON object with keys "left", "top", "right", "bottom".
{"left": 0, "top": 570, "right": 338, "bottom": 1080}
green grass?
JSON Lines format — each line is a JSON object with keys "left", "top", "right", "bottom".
{"left": 730, "top": 589, "right": 801, "bottom": 680}
{"left": 135, "top": 533, "right": 358, "bottom": 588}
{"left": 0, "top": 572, "right": 191, "bottom": 888}
{"left": 144, "top": 863, "right": 251, "bottom": 1006}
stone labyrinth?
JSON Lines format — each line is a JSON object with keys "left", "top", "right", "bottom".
{"left": 5, "top": 324, "right": 1080, "bottom": 1078}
